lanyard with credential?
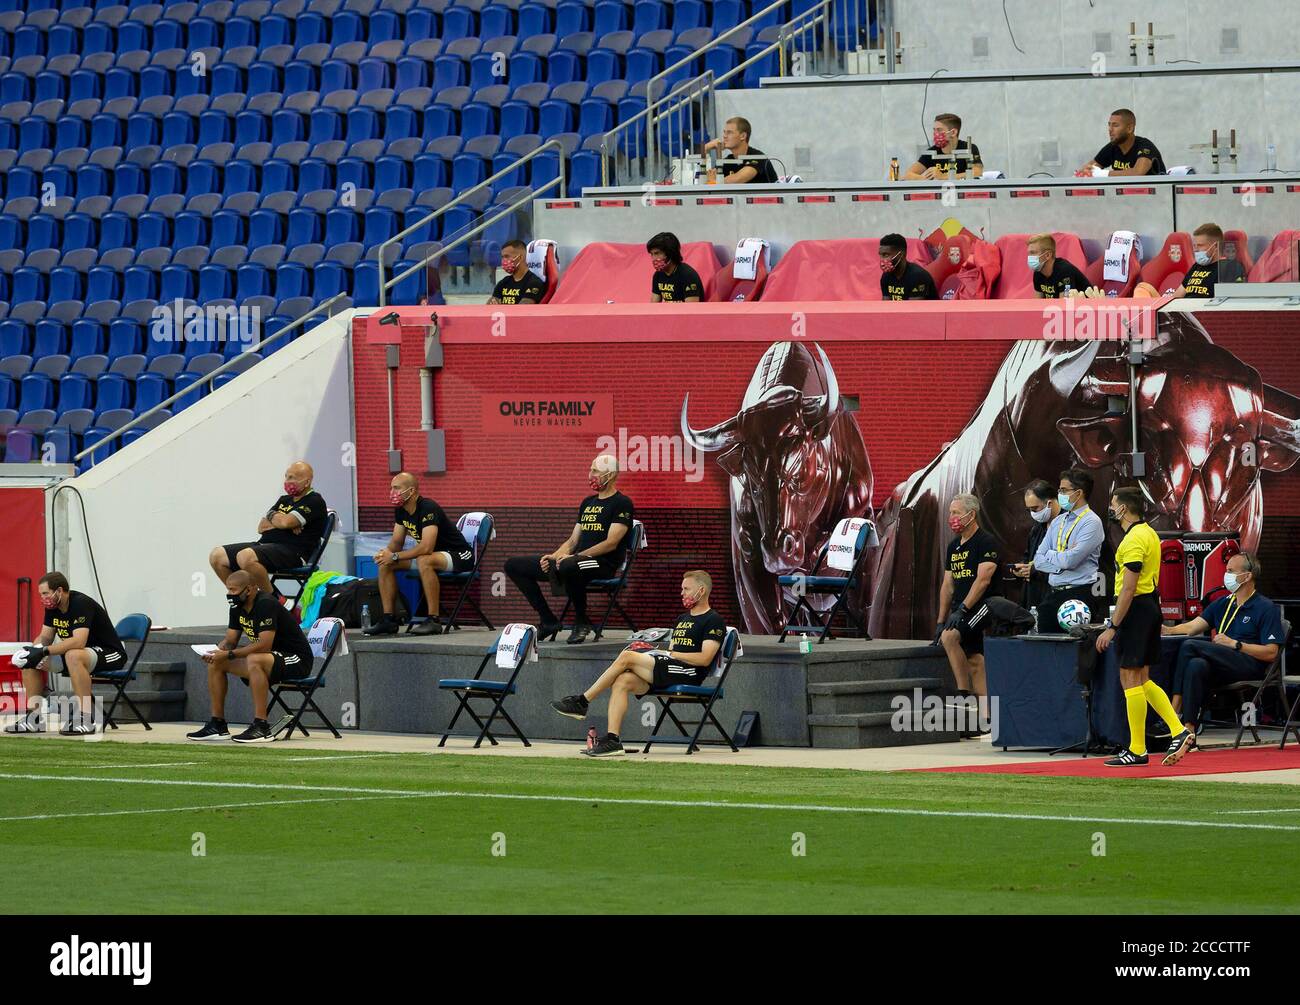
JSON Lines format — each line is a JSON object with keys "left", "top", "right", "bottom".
{"left": 1055, "top": 507, "right": 1089, "bottom": 552}
{"left": 1218, "top": 596, "right": 1241, "bottom": 637}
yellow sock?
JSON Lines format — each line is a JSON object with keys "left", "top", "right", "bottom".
{"left": 1143, "top": 680, "right": 1184, "bottom": 736}
{"left": 1124, "top": 686, "right": 1148, "bottom": 755}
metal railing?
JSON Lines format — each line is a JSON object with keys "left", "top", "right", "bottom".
{"left": 599, "top": 0, "right": 893, "bottom": 188}
{"left": 75, "top": 294, "right": 348, "bottom": 464}
{"left": 375, "top": 137, "right": 567, "bottom": 307}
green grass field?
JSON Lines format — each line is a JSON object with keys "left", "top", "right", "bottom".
{"left": 3, "top": 738, "right": 1299, "bottom": 914}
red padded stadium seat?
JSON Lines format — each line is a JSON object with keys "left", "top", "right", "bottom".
{"left": 711, "top": 253, "right": 769, "bottom": 302}
{"left": 1139, "top": 232, "right": 1194, "bottom": 293}
{"left": 1222, "top": 229, "right": 1253, "bottom": 275}
{"left": 991, "top": 232, "right": 1087, "bottom": 299}
{"left": 1247, "top": 229, "right": 1300, "bottom": 283}
{"left": 1084, "top": 232, "right": 1141, "bottom": 297}
{"left": 924, "top": 234, "right": 973, "bottom": 286}
{"left": 760, "top": 237, "right": 930, "bottom": 301}
{"left": 525, "top": 238, "right": 560, "bottom": 303}
{"left": 549, "top": 241, "right": 720, "bottom": 304}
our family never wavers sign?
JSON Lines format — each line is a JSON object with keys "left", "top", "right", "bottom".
{"left": 481, "top": 395, "right": 614, "bottom": 433}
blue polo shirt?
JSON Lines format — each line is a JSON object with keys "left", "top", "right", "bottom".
{"left": 1201, "top": 592, "right": 1285, "bottom": 669}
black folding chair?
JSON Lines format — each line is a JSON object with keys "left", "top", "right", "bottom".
{"left": 438, "top": 625, "right": 535, "bottom": 748}
{"left": 267, "top": 617, "right": 344, "bottom": 740}
{"left": 559, "top": 519, "right": 645, "bottom": 640}
{"left": 271, "top": 509, "right": 338, "bottom": 609}
{"left": 778, "top": 517, "right": 876, "bottom": 643}
{"left": 94, "top": 613, "right": 153, "bottom": 730}
{"left": 1202, "top": 619, "right": 1300, "bottom": 748}
{"left": 411, "top": 510, "right": 496, "bottom": 631}
{"left": 642, "top": 627, "right": 741, "bottom": 755}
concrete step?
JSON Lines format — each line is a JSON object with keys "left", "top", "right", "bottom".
{"left": 89, "top": 683, "right": 187, "bottom": 724}
{"left": 807, "top": 677, "right": 945, "bottom": 716}
{"left": 805, "top": 654, "right": 951, "bottom": 684}
{"left": 807, "top": 711, "right": 963, "bottom": 748}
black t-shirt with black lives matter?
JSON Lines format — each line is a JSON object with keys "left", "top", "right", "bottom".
{"left": 43, "top": 590, "right": 126, "bottom": 658}
{"left": 1033, "top": 258, "right": 1090, "bottom": 298}
{"left": 651, "top": 262, "right": 704, "bottom": 302}
{"left": 491, "top": 269, "right": 547, "bottom": 305}
{"left": 575, "top": 491, "right": 635, "bottom": 570}
{"left": 668, "top": 608, "right": 727, "bottom": 657}
{"left": 917, "top": 140, "right": 981, "bottom": 178}
{"left": 229, "top": 592, "right": 315, "bottom": 665}
{"left": 1179, "top": 258, "right": 1247, "bottom": 298}
{"left": 881, "top": 261, "right": 938, "bottom": 300}
{"left": 719, "top": 145, "right": 778, "bottom": 184}
{"left": 946, "top": 528, "right": 1002, "bottom": 607}
{"left": 395, "top": 496, "right": 472, "bottom": 555}
{"left": 1093, "top": 136, "right": 1165, "bottom": 175}
{"left": 259, "top": 490, "right": 328, "bottom": 561}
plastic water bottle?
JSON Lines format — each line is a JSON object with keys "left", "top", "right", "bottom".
{"left": 361, "top": 604, "right": 370, "bottom": 631}
{"left": 1267, "top": 143, "right": 1277, "bottom": 172}
{"left": 1063, "top": 277, "right": 1073, "bottom": 298}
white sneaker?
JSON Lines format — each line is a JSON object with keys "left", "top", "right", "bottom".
{"left": 4, "top": 712, "right": 46, "bottom": 734}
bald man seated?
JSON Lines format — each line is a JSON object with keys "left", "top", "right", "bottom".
{"left": 209, "top": 461, "right": 329, "bottom": 598}
{"left": 364, "top": 472, "right": 476, "bottom": 636}
{"left": 187, "top": 571, "right": 316, "bottom": 743}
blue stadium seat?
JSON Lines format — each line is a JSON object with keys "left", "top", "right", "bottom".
{"left": 134, "top": 372, "right": 171, "bottom": 413}
{"left": 106, "top": 318, "right": 144, "bottom": 360}
{"left": 18, "top": 373, "right": 56, "bottom": 413}
{"left": 57, "top": 373, "right": 95, "bottom": 417}
{"left": 323, "top": 205, "right": 360, "bottom": 245}
{"left": 312, "top": 261, "right": 348, "bottom": 301}
{"left": 518, "top": 2, "right": 552, "bottom": 36}
{"left": 555, "top": 1, "right": 589, "bottom": 36}
{"left": 95, "top": 373, "right": 133, "bottom": 416}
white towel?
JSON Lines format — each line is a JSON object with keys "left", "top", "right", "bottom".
{"left": 525, "top": 239, "right": 556, "bottom": 284}
{"left": 458, "top": 511, "right": 494, "bottom": 555}
{"left": 307, "top": 617, "right": 348, "bottom": 657}
{"left": 732, "top": 238, "right": 770, "bottom": 281}
{"left": 727, "top": 627, "right": 744, "bottom": 658}
{"left": 1103, "top": 231, "right": 1141, "bottom": 283}
{"left": 633, "top": 518, "right": 647, "bottom": 550}
{"left": 1090, "top": 165, "right": 1111, "bottom": 177}
{"left": 496, "top": 623, "right": 538, "bottom": 668}
{"left": 825, "top": 517, "right": 876, "bottom": 571}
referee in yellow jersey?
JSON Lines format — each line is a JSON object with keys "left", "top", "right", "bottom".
{"left": 1094, "top": 487, "right": 1191, "bottom": 766}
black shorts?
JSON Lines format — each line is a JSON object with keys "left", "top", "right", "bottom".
{"left": 240, "top": 651, "right": 313, "bottom": 686}
{"left": 223, "top": 542, "right": 306, "bottom": 574}
{"left": 651, "top": 654, "right": 706, "bottom": 689}
{"left": 957, "top": 601, "right": 990, "bottom": 656}
{"left": 439, "top": 548, "right": 475, "bottom": 574}
{"left": 1116, "top": 592, "right": 1163, "bottom": 669}
{"left": 60, "top": 646, "right": 128, "bottom": 675}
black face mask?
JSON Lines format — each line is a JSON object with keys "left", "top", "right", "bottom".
{"left": 227, "top": 592, "right": 246, "bottom": 609}
{"left": 1107, "top": 508, "right": 1123, "bottom": 524}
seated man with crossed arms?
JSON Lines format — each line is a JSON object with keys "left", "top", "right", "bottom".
{"left": 487, "top": 240, "right": 547, "bottom": 305}
{"left": 550, "top": 570, "right": 726, "bottom": 758}
{"left": 187, "top": 570, "right": 315, "bottom": 743}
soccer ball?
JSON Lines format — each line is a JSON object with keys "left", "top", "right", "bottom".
{"left": 1056, "top": 599, "right": 1092, "bottom": 632}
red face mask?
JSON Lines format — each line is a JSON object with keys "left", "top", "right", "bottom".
{"left": 501, "top": 258, "right": 518, "bottom": 273}
{"left": 682, "top": 590, "right": 700, "bottom": 609}
{"left": 284, "top": 481, "right": 301, "bottom": 497}
{"left": 933, "top": 129, "right": 948, "bottom": 147}
{"left": 879, "top": 254, "right": 900, "bottom": 272}
{"left": 588, "top": 475, "right": 605, "bottom": 492}
{"left": 949, "top": 514, "right": 969, "bottom": 533}
{"left": 652, "top": 259, "right": 671, "bottom": 273}
{"left": 39, "top": 592, "right": 58, "bottom": 610}
{"left": 389, "top": 488, "right": 408, "bottom": 506}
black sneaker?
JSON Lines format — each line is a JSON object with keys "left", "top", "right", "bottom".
{"left": 232, "top": 719, "right": 274, "bottom": 743}
{"left": 186, "top": 718, "right": 231, "bottom": 741}
{"left": 409, "top": 618, "right": 443, "bottom": 636}
{"left": 4, "top": 711, "right": 45, "bottom": 734}
{"left": 1104, "top": 748, "right": 1149, "bottom": 767}
{"left": 566, "top": 622, "right": 594, "bottom": 645}
{"left": 1162, "top": 729, "right": 1196, "bottom": 767}
{"left": 538, "top": 620, "right": 562, "bottom": 642}
{"left": 551, "top": 694, "right": 590, "bottom": 720}
{"left": 363, "top": 616, "right": 399, "bottom": 637}
{"left": 583, "top": 733, "right": 624, "bottom": 757}
{"left": 60, "top": 717, "right": 96, "bottom": 736}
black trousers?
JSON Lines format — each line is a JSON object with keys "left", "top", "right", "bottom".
{"left": 1035, "top": 583, "right": 1107, "bottom": 633}
{"left": 1171, "top": 637, "right": 1263, "bottom": 725}
{"left": 504, "top": 554, "right": 613, "bottom": 624}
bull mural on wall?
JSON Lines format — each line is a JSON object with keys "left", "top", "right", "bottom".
{"left": 868, "top": 312, "right": 1300, "bottom": 639}
{"left": 682, "top": 342, "right": 875, "bottom": 634}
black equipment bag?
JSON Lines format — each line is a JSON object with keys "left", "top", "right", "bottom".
{"left": 319, "top": 578, "right": 408, "bottom": 628}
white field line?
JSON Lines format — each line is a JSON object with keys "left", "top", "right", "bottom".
{"left": 2, "top": 771, "right": 1300, "bottom": 833}
{"left": 1210, "top": 807, "right": 1300, "bottom": 815}
{"left": 0, "top": 793, "right": 434, "bottom": 823}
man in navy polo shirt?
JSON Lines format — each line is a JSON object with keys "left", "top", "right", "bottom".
{"left": 1160, "top": 551, "right": 1286, "bottom": 765}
